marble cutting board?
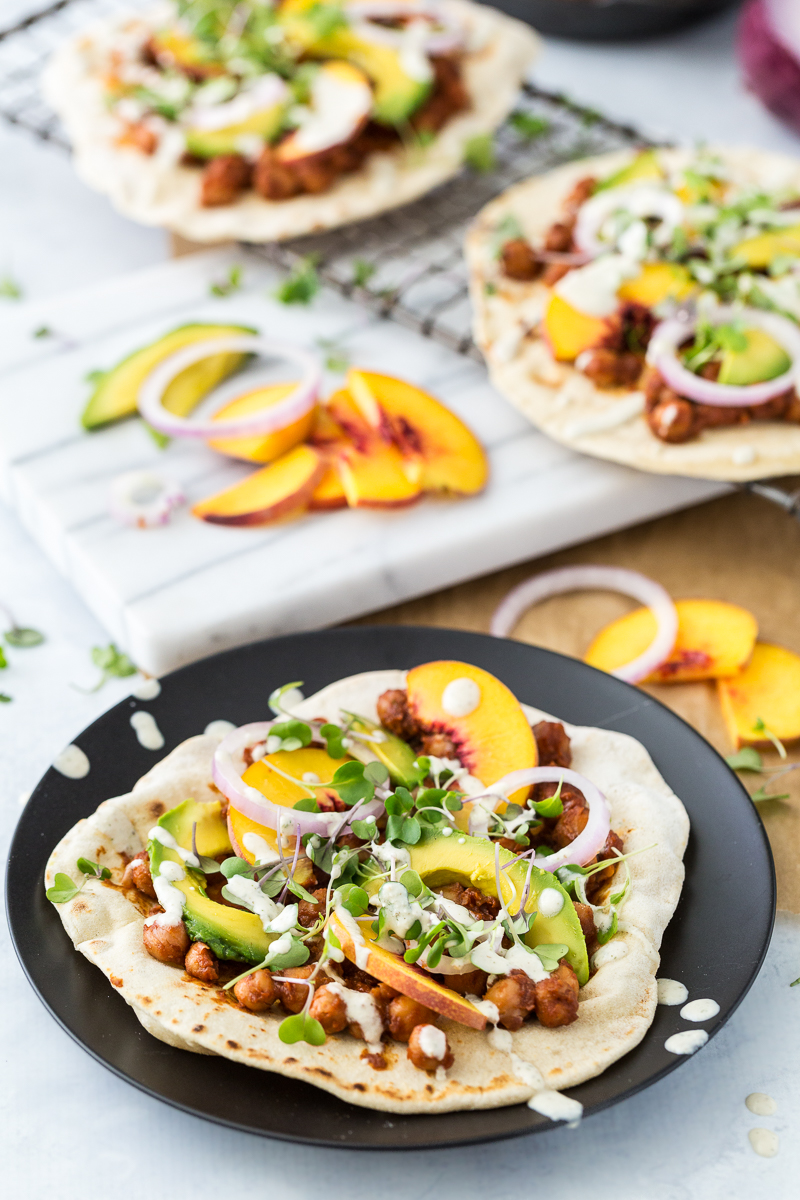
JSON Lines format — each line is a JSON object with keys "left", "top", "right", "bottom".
{"left": 0, "top": 247, "right": 724, "bottom": 676}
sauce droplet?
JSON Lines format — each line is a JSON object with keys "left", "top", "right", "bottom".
{"left": 132, "top": 676, "right": 161, "bottom": 700}
{"left": 53, "top": 744, "right": 90, "bottom": 779}
{"left": 441, "top": 677, "right": 481, "bottom": 718}
{"left": 656, "top": 977, "right": 688, "bottom": 1006}
{"left": 205, "top": 719, "right": 236, "bottom": 738}
{"left": 528, "top": 1090, "right": 583, "bottom": 1123}
{"left": 748, "top": 1128, "right": 779, "bottom": 1158}
{"left": 537, "top": 887, "right": 565, "bottom": 918}
{"left": 592, "top": 940, "right": 628, "bottom": 969}
{"left": 680, "top": 998, "right": 719, "bottom": 1022}
{"left": 664, "top": 1029, "right": 708, "bottom": 1055}
{"left": 130, "top": 711, "right": 165, "bottom": 751}
{"left": 746, "top": 1092, "right": 777, "bottom": 1116}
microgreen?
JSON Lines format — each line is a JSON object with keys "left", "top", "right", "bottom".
{"left": 399, "top": 869, "right": 423, "bottom": 897}
{"left": 83, "top": 643, "right": 138, "bottom": 691}
{"left": 751, "top": 785, "right": 791, "bottom": 803}
{"left": 144, "top": 422, "right": 170, "bottom": 449}
{"left": 509, "top": 112, "right": 549, "bottom": 140}
{"left": 350, "top": 818, "right": 377, "bottom": 841}
{"left": 0, "top": 693, "right": 11, "bottom": 703}
{"left": 33, "top": 326, "right": 53, "bottom": 339}
{"left": 305, "top": 2, "right": 347, "bottom": 39}
{"left": 85, "top": 369, "right": 107, "bottom": 386}
{"left": 484, "top": 282, "right": 497, "bottom": 296}
{"left": 0, "top": 646, "right": 6, "bottom": 669}
{"left": 266, "top": 936, "right": 310, "bottom": 971}
{"left": 315, "top": 336, "right": 350, "bottom": 372}
{"left": 491, "top": 213, "right": 523, "bottom": 258}
{"left": 46, "top": 873, "right": 82, "bottom": 904}
{"left": 320, "top": 722, "right": 347, "bottom": 759}
{"left": 209, "top": 264, "right": 243, "bottom": 297}
{"left": 4, "top": 626, "right": 44, "bottom": 647}
{"left": 753, "top": 717, "right": 787, "bottom": 759}
{"left": 275, "top": 256, "right": 320, "bottom": 305}
{"left": 351, "top": 258, "right": 376, "bottom": 289}
{"left": 293, "top": 797, "right": 321, "bottom": 812}
{"left": 683, "top": 320, "right": 748, "bottom": 373}
{"left": 327, "top": 760, "right": 376, "bottom": 808}
{"left": 530, "top": 778, "right": 565, "bottom": 819}
{"left": 791, "top": 977, "right": 800, "bottom": 987}
{"left": 532, "top": 943, "right": 569, "bottom": 971}
{"left": 0, "top": 275, "right": 22, "bottom": 300}
{"left": 278, "top": 1011, "right": 327, "bottom": 1046}
{"left": 285, "top": 877, "right": 319, "bottom": 904}
{"left": 220, "top": 856, "right": 253, "bottom": 879}
{"left": 463, "top": 133, "right": 495, "bottom": 174}
{"left": 335, "top": 883, "right": 369, "bottom": 916}
{"left": 270, "top": 718, "right": 313, "bottom": 750}
{"left": 76, "top": 857, "right": 111, "bottom": 880}
{"left": 268, "top": 680, "right": 304, "bottom": 716}
{"left": 404, "top": 920, "right": 446, "bottom": 964}
{"left": 726, "top": 747, "right": 764, "bottom": 772}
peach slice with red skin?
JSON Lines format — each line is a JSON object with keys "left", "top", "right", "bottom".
{"left": 717, "top": 642, "right": 800, "bottom": 748}
{"left": 207, "top": 381, "right": 316, "bottom": 464}
{"left": 405, "top": 661, "right": 538, "bottom": 805}
{"left": 192, "top": 443, "right": 323, "bottom": 525}
{"left": 328, "top": 910, "right": 487, "bottom": 1030}
{"left": 347, "top": 370, "right": 488, "bottom": 496}
{"left": 585, "top": 599, "right": 758, "bottom": 683}
{"left": 326, "top": 390, "right": 422, "bottom": 509}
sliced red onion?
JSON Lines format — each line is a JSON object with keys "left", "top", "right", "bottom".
{"left": 647, "top": 307, "right": 800, "bottom": 407}
{"left": 348, "top": 1, "right": 464, "bottom": 55}
{"left": 574, "top": 184, "right": 683, "bottom": 258}
{"left": 470, "top": 766, "right": 611, "bottom": 871}
{"left": 137, "top": 336, "right": 321, "bottom": 440}
{"left": 212, "top": 721, "right": 384, "bottom": 838}
{"left": 739, "top": 1, "right": 800, "bottom": 136}
{"left": 109, "top": 469, "right": 184, "bottom": 528}
{"left": 491, "top": 565, "right": 678, "bottom": 684}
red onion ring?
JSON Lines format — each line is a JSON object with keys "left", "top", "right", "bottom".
{"left": 490, "top": 565, "right": 678, "bottom": 685}
{"left": 574, "top": 184, "right": 683, "bottom": 259}
{"left": 647, "top": 307, "right": 800, "bottom": 407}
{"left": 348, "top": 1, "right": 464, "bottom": 55}
{"left": 137, "top": 336, "right": 321, "bottom": 439}
{"left": 108, "top": 469, "right": 184, "bottom": 528}
{"left": 212, "top": 722, "right": 385, "bottom": 838}
{"left": 470, "top": 766, "right": 611, "bottom": 871}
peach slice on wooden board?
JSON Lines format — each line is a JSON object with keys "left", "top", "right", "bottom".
{"left": 328, "top": 910, "right": 487, "bottom": 1030}
{"left": 207, "top": 382, "right": 316, "bottom": 463}
{"left": 542, "top": 293, "right": 609, "bottom": 362}
{"left": 192, "top": 443, "right": 323, "bottom": 525}
{"left": 347, "top": 370, "right": 488, "bottom": 496}
{"left": 718, "top": 642, "right": 800, "bottom": 748}
{"left": 585, "top": 599, "right": 758, "bottom": 683}
{"left": 406, "top": 661, "right": 538, "bottom": 806}
{"left": 327, "top": 390, "right": 422, "bottom": 508}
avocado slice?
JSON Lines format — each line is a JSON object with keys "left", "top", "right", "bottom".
{"left": 347, "top": 713, "right": 422, "bottom": 788}
{"left": 731, "top": 224, "right": 800, "bottom": 270}
{"left": 148, "top": 798, "right": 276, "bottom": 963}
{"left": 280, "top": 1, "right": 431, "bottom": 125}
{"left": 82, "top": 322, "right": 257, "bottom": 430}
{"left": 595, "top": 148, "right": 663, "bottom": 194}
{"left": 407, "top": 833, "right": 589, "bottom": 985}
{"left": 185, "top": 104, "right": 286, "bottom": 158}
{"left": 718, "top": 326, "right": 792, "bottom": 386}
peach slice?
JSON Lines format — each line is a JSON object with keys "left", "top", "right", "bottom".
{"left": 327, "top": 390, "right": 422, "bottom": 509}
{"left": 406, "top": 661, "right": 537, "bottom": 804}
{"left": 192, "top": 443, "right": 323, "bottom": 525}
{"left": 542, "top": 293, "right": 609, "bottom": 362}
{"left": 207, "top": 381, "right": 316, "bottom": 463}
{"left": 617, "top": 262, "right": 695, "bottom": 308}
{"left": 309, "top": 464, "right": 348, "bottom": 510}
{"left": 328, "top": 910, "right": 487, "bottom": 1030}
{"left": 717, "top": 642, "right": 800, "bottom": 748}
{"left": 585, "top": 599, "right": 758, "bottom": 683}
{"left": 346, "top": 370, "right": 488, "bottom": 496}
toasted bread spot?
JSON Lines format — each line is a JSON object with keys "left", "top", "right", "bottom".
{"left": 284, "top": 1057, "right": 298, "bottom": 1065}
{"left": 109, "top": 975, "right": 123, "bottom": 988}
{"left": 226, "top": 1039, "right": 240, "bottom": 1049}
{"left": 193, "top": 1024, "right": 205, "bottom": 1032}
{"left": 149, "top": 801, "right": 165, "bottom": 818}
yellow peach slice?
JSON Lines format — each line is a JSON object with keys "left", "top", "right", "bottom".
{"left": 347, "top": 370, "right": 488, "bottom": 497}
{"left": 207, "top": 381, "right": 316, "bottom": 463}
{"left": 585, "top": 599, "right": 758, "bottom": 683}
{"left": 309, "top": 463, "right": 348, "bottom": 510}
{"left": 618, "top": 262, "right": 695, "bottom": 308}
{"left": 542, "top": 293, "right": 609, "bottom": 362}
{"left": 327, "top": 390, "right": 422, "bottom": 508}
{"left": 328, "top": 910, "right": 487, "bottom": 1030}
{"left": 406, "top": 661, "right": 537, "bottom": 805}
{"left": 192, "top": 443, "right": 323, "bottom": 525}
{"left": 718, "top": 642, "right": 800, "bottom": 748}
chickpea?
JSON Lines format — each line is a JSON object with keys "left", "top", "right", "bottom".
{"left": 142, "top": 917, "right": 190, "bottom": 965}
{"left": 184, "top": 941, "right": 219, "bottom": 983}
{"left": 234, "top": 969, "right": 277, "bottom": 1012}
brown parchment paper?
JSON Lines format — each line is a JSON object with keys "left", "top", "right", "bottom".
{"left": 357, "top": 489, "right": 800, "bottom": 913}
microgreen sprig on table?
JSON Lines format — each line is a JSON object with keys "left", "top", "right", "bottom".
{"left": 274, "top": 256, "right": 320, "bottom": 305}
{"left": 75, "top": 643, "right": 138, "bottom": 693}
{"left": 209, "top": 263, "right": 243, "bottom": 297}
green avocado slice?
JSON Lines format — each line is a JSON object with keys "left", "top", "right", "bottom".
{"left": 407, "top": 833, "right": 590, "bottom": 986}
{"left": 717, "top": 326, "right": 792, "bottom": 386}
{"left": 185, "top": 104, "right": 286, "bottom": 158}
{"left": 148, "top": 798, "right": 275, "bottom": 964}
{"left": 347, "top": 712, "right": 422, "bottom": 788}
{"left": 595, "top": 148, "right": 663, "bottom": 194}
{"left": 81, "top": 322, "right": 257, "bottom": 430}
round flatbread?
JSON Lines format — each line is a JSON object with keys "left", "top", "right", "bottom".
{"left": 43, "top": 2, "right": 538, "bottom": 242}
{"left": 467, "top": 146, "right": 800, "bottom": 481}
{"left": 45, "top": 668, "right": 688, "bottom": 1114}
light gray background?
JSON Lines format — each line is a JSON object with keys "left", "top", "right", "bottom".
{"left": 3, "top": 6, "right": 799, "bottom": 1196}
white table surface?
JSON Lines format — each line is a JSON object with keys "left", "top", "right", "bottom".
{"left": 3, "top": 5, "right": 799, "bottom": 1195}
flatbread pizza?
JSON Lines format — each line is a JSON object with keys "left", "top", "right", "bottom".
{"left": 46, "top": 661, "right": 688, "bottom": 1116}
{"left": 44, "top": 0, "right": 538, "bottom": 242}
{"left": 467, "top": 146, "right": 800, "bottom": 480}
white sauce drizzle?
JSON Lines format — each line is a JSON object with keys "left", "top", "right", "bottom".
{"left": 746, "top": 1092, "right": 777, "bottom": 1116}
{"left": 503, "top": 944, "right": 550, "bottom": 983}
{"left": 132, "top": 676, "right": 161, "bottom": 700}
{"left": 186, "top": 74, "right": 287, "bottom": 131}
{"left": 656, "top": 978, "right": 688, "bottom": 1006}
{"left": 680, "top": 998, "right": 720, "bottom": 1022}
{"left": 732, "top": 445, "right": 757, "bottom": 466}
{"left": 748, "top": 1128, "right": 779, "bottom": 1158}
{"left": 441, "top": 677, "right": 481, "bottom": 718}
{"left": 538, "top": 887, "right": 565, "bottom": 918}
{"left": 376, "top": 881, "right": 428, "bottom": 938}
{"left": 204, "top": 719, "right": 236, "bottom": 738}
{"left": 291, "top": 68, "right": 371, "bottom": 155}
{"left": 417, "top": 1024, "right": 447, "bottom": 1062}
{"left": 563, "top": 393, "right": 645, "bottom": 439}
{"left": 225, "top": 873, "right": 280, "bottom": 932}
{"left": 268, "top": 903, "right": 299, "bottom": 934}
{"left": 592, "top": 941, "right": 628, "bottom": 970}
{"left": 555, "top": 252, "right": 639, "bottom": 317}
{"left": 528, "top": 1090, "right": 584, "bottom": 1123}
{"left": 145, "top": 860, "right": 186, "bottom": 928}
{"left": 242, "top": 831, "right": 280, "bottom": 866}
{"left": 326, "top": 981, "right": 383, "bottom": 1051}
{"left": 130, "top": 711, "right": 164, "bottom": 750}
{"left": 148, "top": 825, "right": 200, "bottom": 868}
{"left": 664, "top": 1029, "right": 708, "bottom": 1055}
{"left": 53, "top": 745, "right": 90, "bottom": 779}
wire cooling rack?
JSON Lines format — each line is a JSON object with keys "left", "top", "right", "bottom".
{"left": 0, "top": 0, "right": 646, "bottom": 358}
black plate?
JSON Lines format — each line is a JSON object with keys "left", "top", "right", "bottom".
{"left": 491, "top": 0, "right": 736, "bottom": 41}
{"left": 8, "top": 626, "right": 774, "bottom": 1149}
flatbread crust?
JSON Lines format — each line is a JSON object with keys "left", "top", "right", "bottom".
{"left": 46, "top": 668, "right": 688, "bottom": 1114}
{"left": 43, "top": 2, "right": 538, "bottom": 242}
{"left": 466, "top": 146, "right": 800, "bottom": 482}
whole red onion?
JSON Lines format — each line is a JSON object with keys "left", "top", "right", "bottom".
{"left": 739, "top": 0, "right": 800, "bottom": 135}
